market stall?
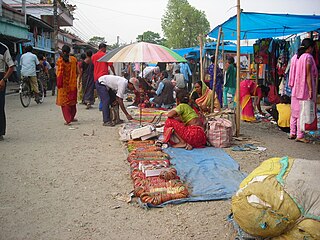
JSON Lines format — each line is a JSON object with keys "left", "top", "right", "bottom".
{"left": 208, "top": 12, "right": 320, "bottom": 133}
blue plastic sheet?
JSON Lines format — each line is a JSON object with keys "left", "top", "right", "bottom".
{"left": 143, "top": 147, "right": 246, "bottom": 208}
{"left": 208, "top": 12, "right": 320, "bottom": 40}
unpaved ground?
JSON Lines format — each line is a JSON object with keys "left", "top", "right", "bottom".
{"left": 0, "top": 93, "right": 319, "bottom": 240}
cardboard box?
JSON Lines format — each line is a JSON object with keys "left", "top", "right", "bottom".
{"left": 141, "top": 131, "right": 159, "bottom": 141}
{"left": 131, "top": 125, "right": 155, "bottom": 139}
{"left": 139, "top": 161, "right": 169, "bottom": 177}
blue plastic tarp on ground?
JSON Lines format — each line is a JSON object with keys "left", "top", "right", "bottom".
{"left": 142, "top": 147, "right": 246, "bottom": 207}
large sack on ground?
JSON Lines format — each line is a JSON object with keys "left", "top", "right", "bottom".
{"left": 232, "top": 157, "right": 320, "bottom": 238}
{"left": 272, "top": 219, "right": 320, "bottom": 240}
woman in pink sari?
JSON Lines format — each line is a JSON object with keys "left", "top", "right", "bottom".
{"left": 239, "top": 79, "right": 269, "bottom": 122}
{"left": 288, "top": 38, "right": 318, "bottom": 143}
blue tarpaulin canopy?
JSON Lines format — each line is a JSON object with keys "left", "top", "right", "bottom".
{"left": 173, "top": 42, "right": 253, "bottom": 60}
{"left": 208, "top": 12, "right": 320, "bottom": 40}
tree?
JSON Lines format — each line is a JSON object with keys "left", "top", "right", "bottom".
{"left": 161, "top": 0, "right": 210, "bottom": 49}
{"left": 88, "top": 36, "right": 106, "bottom": 47}
{"left": 136, "top": 31, "right": 166, "bottom": 45}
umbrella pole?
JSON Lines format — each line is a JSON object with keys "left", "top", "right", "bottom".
{"left": 140, "top": 63, "right": 144, "bottom": 127}
{"left": 235, "top": 0, "right": 241, "bottom": 136}
{"left": 140, "top": 105, "right": 142, "bottom": 127}
{"left": 211, "top": 27, "right": 222, "bottom": 113}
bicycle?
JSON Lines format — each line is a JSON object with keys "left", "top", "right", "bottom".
{"left": 19, "top": 76, "right": 44, "bottom": 107}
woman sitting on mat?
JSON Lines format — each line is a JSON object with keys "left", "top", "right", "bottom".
{"left": 163, "top": 90, "right": 207, "bottom": 150}
{"left": 190, "top": 80, "right": 221, "bottom": 113}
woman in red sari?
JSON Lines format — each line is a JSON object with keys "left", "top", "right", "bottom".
{"left": 239, "top": 79, "right": 269, "bottom": 122}
{"left": 56, "top": 45, "right": 78, "bottom": 125}
{"left": 163, "top": 90, "right": 206, "bottom": 150}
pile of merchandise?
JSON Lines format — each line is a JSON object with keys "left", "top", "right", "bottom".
{"left": 231, "top": 157, "right": 320, "bottom": 239}
{"left": 127, "top": 140, "right": 189, "bottom": 206}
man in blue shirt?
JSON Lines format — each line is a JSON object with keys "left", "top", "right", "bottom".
{"left": 179, "top": 61, "right": 192, "bottom": 92}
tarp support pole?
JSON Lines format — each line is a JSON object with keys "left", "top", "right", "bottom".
{"left": 221, "top": 32, "right": 225, "bottom": 77}
{"left": 211, "top": 27, "right": 222, "bottom": 112}
{"left": 198, "top": 34, "right": 204, "bottom": 83}
{"left": 236, "top": 0, "right": 241, "bottom": 136}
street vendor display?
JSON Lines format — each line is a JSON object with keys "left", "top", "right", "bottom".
{"left": 127, "top": 140, "right": 189, "bottom": 206}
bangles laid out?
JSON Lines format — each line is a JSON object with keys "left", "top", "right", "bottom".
{"left": 127, "top": 140, "right": 189, "bottom": 206}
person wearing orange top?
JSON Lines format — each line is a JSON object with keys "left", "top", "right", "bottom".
{"left": 56, "top": 45, "right": 79, "bottom": 125}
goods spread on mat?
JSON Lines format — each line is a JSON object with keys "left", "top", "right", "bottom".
{"left": 127, "top": 140, "right": 189, "bottom": 206}
{"left": 130, "top": 108, "right": 168, "bottom": 125}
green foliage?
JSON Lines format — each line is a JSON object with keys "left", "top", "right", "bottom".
{"left": 88, "top": 36, "right": 106, "bottom": 47}
{"left": 161, "top": 0, "right": 210, "bottom": 49}
{"left": 136, "top": 31, "right": 166, "bottom": 45}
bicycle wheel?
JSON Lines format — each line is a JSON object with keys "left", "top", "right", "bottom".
{"left": 19, "top": 80, "right": 31, "bottom": 107}
{"left": 37, "top": 79, "right": 44, "bottom": 104}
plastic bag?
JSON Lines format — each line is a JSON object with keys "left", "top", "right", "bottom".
{"left": 300, "top": 100, "right": 316, "bottom": 131}
{"left": 206, "top": 118, "right": 232, "bottom": 148}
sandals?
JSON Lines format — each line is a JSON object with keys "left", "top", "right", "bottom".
{"left": 296, "top": 138, "right": 310, "bottom": 143}
{"left": 288, "top": 135, "right": 296, "bottom": 140}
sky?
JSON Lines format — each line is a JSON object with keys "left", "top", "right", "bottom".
{"left": 66, "top": 0, "right": 320, "bottom": 45}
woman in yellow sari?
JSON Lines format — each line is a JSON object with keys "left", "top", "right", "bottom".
{"left": 56, "top": 45, "right": 78, "bottom": 125}
{"left": 190, "top": 80, "right": 220, "bottom": 113}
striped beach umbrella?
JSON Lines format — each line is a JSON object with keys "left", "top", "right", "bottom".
{"left": 98, "top": 41, "right": 186, "bottom": 63}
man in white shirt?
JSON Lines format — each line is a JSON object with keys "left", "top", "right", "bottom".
{"left": 96, "top": 75, "right": 137, "bottom": 126}
{"left": 20, "top": 46, "right": 40, "bottom": 101}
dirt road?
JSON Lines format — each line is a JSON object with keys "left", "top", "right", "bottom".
{"left": 0, "top": 93, "right": 319, "bottom": 240}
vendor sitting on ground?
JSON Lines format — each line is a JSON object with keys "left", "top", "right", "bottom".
{"left": 163, "top": 90, "right": 207, "bottom": 150}
{"left": 149, "top": 71, "right": 175, "bottom": 109}
{"left": 130, "top": 77, "right": 155, "bottom": 107}
{"left": 266, "top": 95, "right": 291, "bottom": 133}
{"left": 190, "top": 80, "right": 221, "bottom": 113}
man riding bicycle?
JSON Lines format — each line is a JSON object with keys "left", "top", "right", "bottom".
{"left": 20, "top": 46, "right": 40, "bottom": 103}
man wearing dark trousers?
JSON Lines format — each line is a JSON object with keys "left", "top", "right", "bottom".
{"left": 0, "top": 42, "right": 14, "bottom": 141}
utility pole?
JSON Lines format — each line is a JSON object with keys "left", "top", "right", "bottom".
{"left": 117, "top": 36, "right": 119, "bottom": 46}
{"left": 22, "top": 0, "right": 26, "bottom": 25}
{"left": 0, "top": 0, "right": 2, "bottom": 18}
{"left": 53, "top": 0, "right": 58, "bottom": 60}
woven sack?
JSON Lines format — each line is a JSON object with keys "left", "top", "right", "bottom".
{"left": 206, "top": 118, "right": 232, "bottom": 148}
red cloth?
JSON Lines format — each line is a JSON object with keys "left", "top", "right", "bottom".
{"left": 268, "top": 85, "right": 280, "bottom": 104}
{"left": 163, "top": 118, "right": 206, "bottom": 148}
{"left": 61, "top": 105, "right": 77, "bottom": 124}
{"left": 91, "top": 50, "right": 113, "bottom": 81}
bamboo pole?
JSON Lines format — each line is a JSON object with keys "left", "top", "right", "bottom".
{"left": 198, "top": 34, "right": 204, "bottom": 83}
{"left": 211, "top": 27, "right": 222, "bottom": 112}
{"left": 221, "top": 32, "right": 225, "bottom": 77}
{"left": 235, "top": 0, "right": 241, "bottom": 136}
{"left": 221, "top": 32, "right": 225, "bottom": 108}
